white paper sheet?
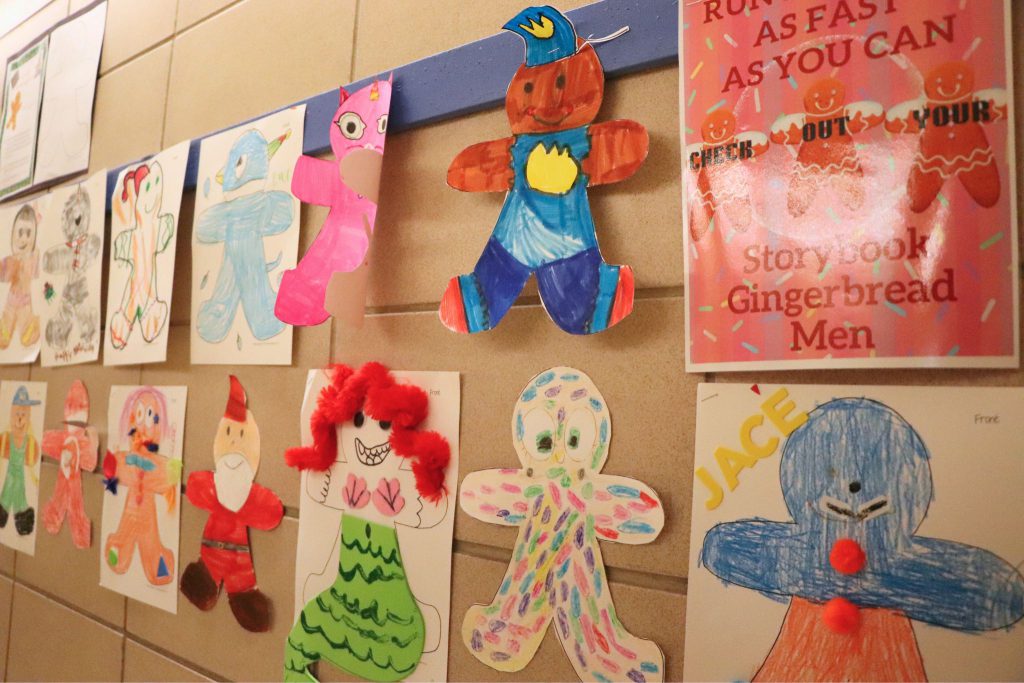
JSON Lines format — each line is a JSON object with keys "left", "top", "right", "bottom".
{"left": 0, "top": 193, "right": 50, "bottom": 364}
{"left": 292, "top": 369, "right": 460, "bottom": 682}
{"left": 0, "top": 0, "right": 49, "bottom": 39}
{"left": 103, "top": 139, "right": 190, "bottom": 366}
{"left": 99, "top": 384, "right": 187, "bottom": 614}
{"left": 684, "top": 384, "right": 1024, "bottom": 682}
{"left": 0, "top": 34, "right": 46, "bottom": 199}
{"left": 190, "top": 105, "right": 303, "bottom": 365}
{"left": 33, "top": 1, "right": 106, "bottom": 185}
{"left": 39, "top": 170, "right": 106, "bottom": 366}
{"left": 0, "top": 379, "right": 45, "bottom": 555}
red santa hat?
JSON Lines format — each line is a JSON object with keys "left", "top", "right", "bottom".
{"left": 225, "top": 376, "right": 247, "bottom": 423}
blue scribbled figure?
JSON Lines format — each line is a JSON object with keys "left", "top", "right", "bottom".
{"left": 701, "top": 398, "right": 1024, "bottom": 682}
{"left": 196, "top": 130, "right": 293, "bottom": 343}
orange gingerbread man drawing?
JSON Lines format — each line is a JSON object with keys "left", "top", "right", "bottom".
{"left": 102, "top": 386, "right": 181, "bottom": 585}
{"left": 885, "top": 61, "right": 1007, "bottom": 213}
{"left": 686, "top": 108, "right": 769, "bottom": 241}
{"left": 771, "top": 77, "right": 883, "bottom": 217}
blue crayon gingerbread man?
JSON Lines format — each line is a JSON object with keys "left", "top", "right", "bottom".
{"left": 440, "top": 6, "right": 648, "bottom": 335}
{"left": 196, "top": 129, "right": 293, "bottom": 343}
{"left": 702, "top": 398, "right": 1024, "bottom": 681}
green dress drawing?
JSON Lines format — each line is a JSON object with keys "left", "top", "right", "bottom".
{"left": 0, "top": 435, "right": 30, "bottom": 513}
{"left": 285, "top": 513, "right": 425, "bottom": 682}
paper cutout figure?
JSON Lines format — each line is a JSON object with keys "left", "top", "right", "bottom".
{"left": 0, "top": 385, "right": 42, "bottom": 539}
{"left": 459, "top": 367, "right": 665, "bottom": 681}
{"left": 104, "top": 140, "right": 189, "bottom": 366}
{"left": 276, "top": 80, "right": 391, "bottom": 327}
{"left": 685, "top": 108, "right": 769, "bottom": 241}
{"left": 440, "top": 7, "right": 647, "bottom": 335}
{"left": 283, "top": 363, "right": 452, "bottom": 682}
{"left": 40, "top": 380, "right": 98, "bottom": 549}
{"left": 102, "top": 387, "right": 181, "bottom": 586}
{"left": 700, "top": 397, "right": 1024, "bottom": 681}
{"left": 0, "top": 204, "right": 41, "bottom": 355}
{"left": 885, "top": 61, "right": 1008, "bottom": 213}
{"left": 41, "top": 175, "right": 104, "bottom": 365}
{"left": 769, "top": 77, "right": 883, "bottom": 217}
{"left": 181, "top": 375, "right": 283, "bottom": 631}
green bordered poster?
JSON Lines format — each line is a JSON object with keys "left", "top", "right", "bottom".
{"left": 0, "top": 35, "right": 48, "bottom": 199}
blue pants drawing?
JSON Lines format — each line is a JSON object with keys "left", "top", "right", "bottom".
{"left": 197, "top": 237, "right": 285, "bottom": 343}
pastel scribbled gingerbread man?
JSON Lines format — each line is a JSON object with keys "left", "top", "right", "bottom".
{"left": 771, "top": 77, "right": 883, "bottom": 217}
{"left": 103, "top": 386, "right": 181, "bottom": 585}
{"left": 886, "top": 61, "right": 1007, "bottom": 213}
{"left": 460, "top": 367, "right": 665, "bottom": 682}
{"left": 441, "top": 6, "right": 648, "bottom": 336}
{"left": 701, "top": 398, "right": 1024, "bottom": 681}
{"left": 0, "top": 205, "right": 40, "bottom": 350}
{"left": 41, "top": 380, "right": 98, "bottom": 549}
{"left": 284, "top": 363, "right": 450, "bottom": 682}
{"left": 685, "top": 108, "right": 769, "bottom": 241}
{"left": 109, "top": 162, "right": 175, "bottom": 349}
{"left": 276, "top": 79, "right": 391, "bottom": 326}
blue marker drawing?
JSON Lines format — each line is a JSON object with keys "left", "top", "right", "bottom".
{"left": 195, "top": 129, "right": 293, "bottom": 344}
{"left": 700, "top": 397, "right": 1024, "bottom": 681}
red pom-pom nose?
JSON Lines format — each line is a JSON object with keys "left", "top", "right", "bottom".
{"left": 823, "top": 597, "right": 860, "bottom": 634}
{"left": 830, "top": 538, "right": 866, "bottom": 575}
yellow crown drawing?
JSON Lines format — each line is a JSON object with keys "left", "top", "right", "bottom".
{"left": 519, "top": 15, "right": 555, "bottom": 39}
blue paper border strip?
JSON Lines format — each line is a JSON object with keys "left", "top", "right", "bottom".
{"left": 104, "top": 0, "right": 678, "bottom": 203}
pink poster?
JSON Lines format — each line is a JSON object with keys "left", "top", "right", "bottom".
{"left": 680, "top": 0, "right": 1018, "bottom": 371}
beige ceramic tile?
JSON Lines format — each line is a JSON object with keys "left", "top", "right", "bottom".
{"left": 138, "top": 321, "right": 327, "bottom": 509}
{"left": 13, "top": 463, "right": 126, "bottom": 626}
{"left": 366, "top": 66, "right": 680, "bottom": 310}
{"left": 163, "top": 0, "right": 357, "bottom": 145}
{"left": 69, "top": 0, "right": 96, "bottom": 12}
{"left": 175, "top": 0, "right": 236, "bottom": 31}
{"left": 6, "top": 583, "right": 123, "bottom": 681}
{"left": 99, "top": 0, "right": 177, "bottom": 73}
{"left": 123, "top": 639, "right": 212, "bottom": 682}
{"left": 126, "top": 514, "right": 298, "bottom": 681}
{"left": 0, "top": 576, "right": 11, "bottom": 681}
{"left": 351, "top": 0, "right": 593, "bottom": 80}
{"left": 90, "top": 43, "right": 173, "bottom": 172}
{"left": 0, "top": 1, "right": 68, "bottom": 67}
{"left": 331, "top": 297, "right": 695, "bottom": 578}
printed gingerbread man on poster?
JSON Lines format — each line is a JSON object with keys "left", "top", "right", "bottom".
{"left": 885, "top": 61, "right": 1008, "bottom": 213}
{"left": 685, "top": 108, "right": 769, "bottom": 241}
{"left": 770, "top": 77, "right": 883, "bottom": 217}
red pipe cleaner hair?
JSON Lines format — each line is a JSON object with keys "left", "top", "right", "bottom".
{"left": 284, "top": 362, "right": 451, "bottom": 502}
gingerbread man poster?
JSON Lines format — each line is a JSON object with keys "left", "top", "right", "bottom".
{"left": 679, "top": 0, "right": 1017, "bottom": 371}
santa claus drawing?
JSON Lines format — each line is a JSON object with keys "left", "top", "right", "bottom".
{"left": 181, "top": 375, "right": 283, "bottom": 632}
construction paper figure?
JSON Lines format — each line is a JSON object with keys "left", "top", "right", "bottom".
{"left": 108, "top": 162, "right": 175, "bottom": 350}
{"left": 441, "top": 6, "right": 648, "bottom": 336}
{"left": 701, "top": 398, "right": 1024, "bottom": 682}
{"left": 41, "top": 380, "right": 98, "bottom": 549}
{"left": 283, "top": 362, "right": 451, "bottom": 682}
{"left": 103, "top": 386, "right": 180, "bottom": 585}
{"left": 276, "top": 79, "right": 391, "bottom": 327}
{"left": 770, "top": 77, "right": 883, "bottom": 218}
{"left": 0, "top": 385, "right": 40, "bottom": 535}
{"left": 181, "top": 376, "right": 283, "bottom": 632}
{"left": 460, "top": 367, "right": 665, "bottom": 682}
{"left": 43, "top": 187, "right": 101, "bottom": 351}
{"left": 685, "top": 108, "right": 769, "bottom": 241}
{"left": 196, "top": 131, "right": 293, "bottom": 344}
{"left": 0, "top": 205, "right": 40, "bottom": 350}
{"left": 886, "top": 61, "right": 1008, "bottom": 213}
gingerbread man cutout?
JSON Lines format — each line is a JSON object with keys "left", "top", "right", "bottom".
{"left": 103, "top": 386, "right": 180, "bottom": 585}
{"left": 41, "top": 380, "right": 98, "bottom": 549}
{"left": 460, "top": 367, "right": 665, "bottom": 682}
{"left": 771, "top": 77, "right": 883, "bottom": 217}
{"left": 701, "top": 398, "right": 1024, "bottom": 681}
{"left": 685, "top": 108, "right": 769, "bottom": 241}
{"left": 886, "top": 61, "right": 1007, "bottom": 213}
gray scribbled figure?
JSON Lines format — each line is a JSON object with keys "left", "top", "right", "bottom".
{"left": 43, "top": 188, "right": 100, "bottom": 350}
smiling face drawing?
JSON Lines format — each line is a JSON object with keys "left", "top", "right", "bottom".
{"left": 924, "top": 61, "right": 975, "bottom": 103}
{"left": 701, "top": 109, "right": 738, "bottom": 145}
{"left": 780, "top": 398, "right": 932, "bottom": 552}
{"left": 803, "top": 77, "right": 846, "bottom": 116}
{"left": 339, "top": 409, "right": 396, "bottom": 471}
{"left": 125, "top": 390, "right": 165, "bottom": 454}
{"left": 505, "top": 42, "right": 604, "bottom": 135}
{"left": 11, "top": 209, "right": 36, "bottom": 255}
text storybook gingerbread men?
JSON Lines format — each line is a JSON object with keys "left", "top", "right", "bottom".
{"left": 41, "top": 380, "right": 98, "bottom": 549}
{"left": 886, "top": 61, "right": 1008, "bottom": 213}
{"left": 771, "top": 77, "right": 883, "bottom": 217}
